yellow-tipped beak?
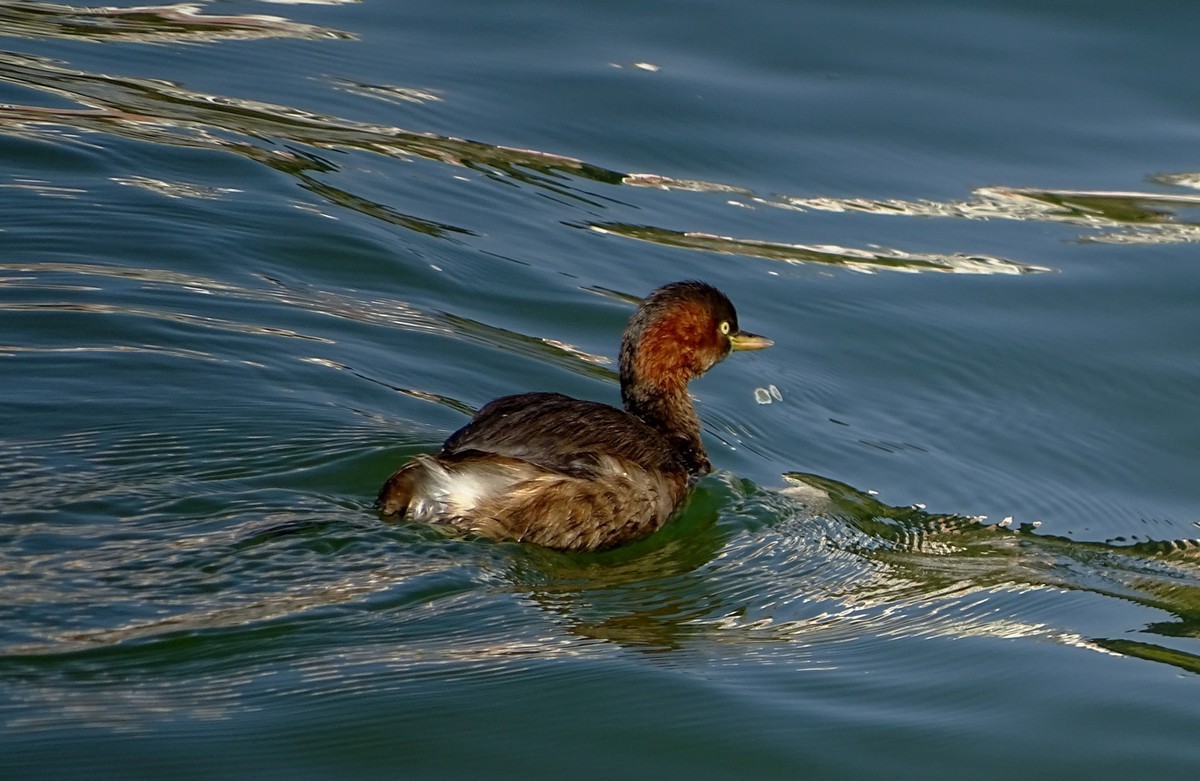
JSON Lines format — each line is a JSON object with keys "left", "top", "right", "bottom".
{"left": 729, "top": 330, "right": 773, "bottom": 351}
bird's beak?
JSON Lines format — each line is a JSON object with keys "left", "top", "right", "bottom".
{"left": 729, "top": 330, "right": 773, "bottom": 351}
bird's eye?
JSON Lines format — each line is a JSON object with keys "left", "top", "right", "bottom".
{"left": 719, "top": 321, "right": 731, "bottom": 335}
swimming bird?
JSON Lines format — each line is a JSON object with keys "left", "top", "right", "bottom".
{"left": 376, "top": 280, "right": 771, "bottom": 550}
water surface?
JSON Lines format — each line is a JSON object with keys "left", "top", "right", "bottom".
{"left": 3, "top": 1, "right": 1200, "bottom": 778}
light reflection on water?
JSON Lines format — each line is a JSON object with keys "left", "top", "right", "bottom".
{"left": 0, "top": 1, "right": 353, "bottom": 44}
{"left": 4, "top": 45, "right": 1199, "bottom": 284}
{"left": 3, "top": 409, "right": 1199, "bottom": 733}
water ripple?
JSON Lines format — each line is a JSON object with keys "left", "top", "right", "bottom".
{"left": 586, "top": 222, "right": 1050, "bottom": 275}
{"left": 0, "top": 261, "right": 611, "bottom": 379}
{"left": 7, "top": 47, "right": 1194, "bottom": 283}
{"left": 629, "top": 173, "right": 1200, "bottom": 246}
{"left": 0, "top": 1, "right": 352, "bottom": 44}
{"left": 4, "top": 433, "right": 1200, "bottom": 732}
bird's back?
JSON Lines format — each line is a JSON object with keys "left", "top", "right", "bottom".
{"left": 375, "top": 393, "right": 690, "bottom": 550}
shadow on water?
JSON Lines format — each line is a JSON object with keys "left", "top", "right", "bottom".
{"left": 495, "top": 482, "right": 737, "bottom": 652}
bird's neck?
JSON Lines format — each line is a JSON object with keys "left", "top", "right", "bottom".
{"left": 622, "top": 378, "right": 710, "bottom": 475}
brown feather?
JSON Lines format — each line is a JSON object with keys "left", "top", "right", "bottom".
{"left": 375, "top": 281, "right": 768, "bottom": 550}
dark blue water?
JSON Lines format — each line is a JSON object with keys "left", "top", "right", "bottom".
{"left": 3, "top": 1, "right": 1200, "bottom": 778}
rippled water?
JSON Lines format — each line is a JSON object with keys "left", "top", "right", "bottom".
{"left": 3, "top": 1, "right": 1200, "bottom": 778}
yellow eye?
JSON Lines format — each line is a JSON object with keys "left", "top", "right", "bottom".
{"left": 719, "top": 321, "right": 731, "bottom": 335}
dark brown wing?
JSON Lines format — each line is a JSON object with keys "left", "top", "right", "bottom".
{"left": 378, "top": 392, "right": 693, "bottom": 550}
{"left": 440, "top": 392, "right": 685, "bottom": 477}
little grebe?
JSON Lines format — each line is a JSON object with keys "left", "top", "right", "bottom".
{"left": 376, "top": 280, "right": 771, "bottom": 551}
